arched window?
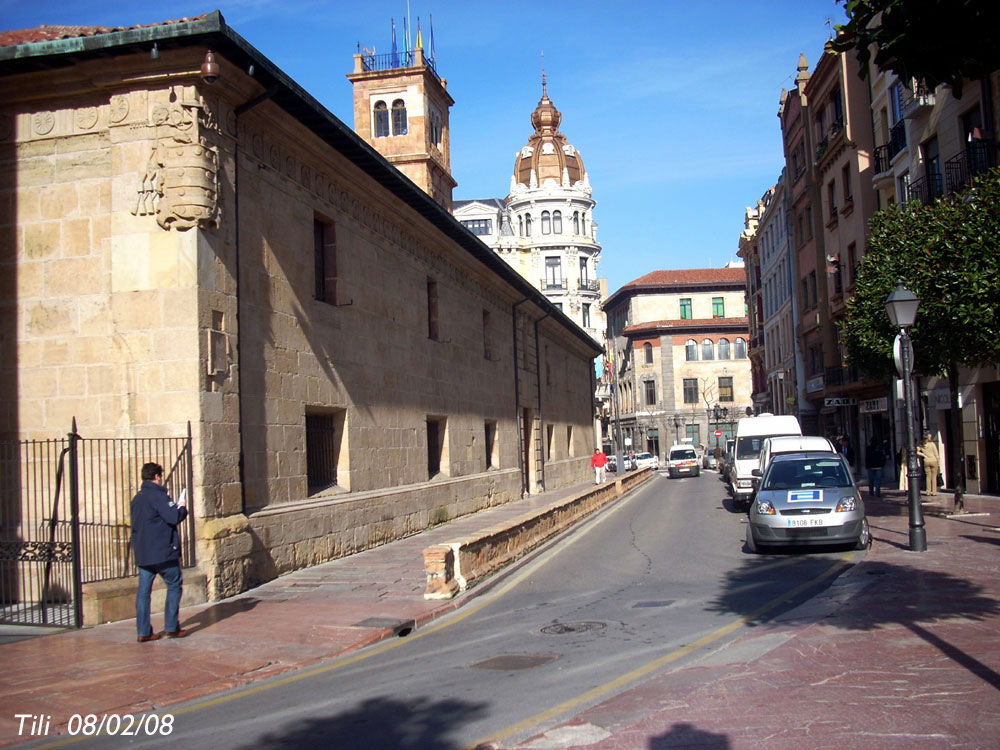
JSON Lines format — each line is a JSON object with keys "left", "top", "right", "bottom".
{"left": 573, "top": 212, "right": 580, "bottom": 234}
{"left": 643, "top": 342, "right": 653, "bottom": 365}
{"left": 374, "top": 101, "right": 389, "bottom": 138}
{"left": 526, "top": 215, "right": 533, "bottom": 236}
{"left": 718, "top": 338, "right": 731, "bottom": 360}
{"left": 734, "top": 337, "right": 747, "bottom": 359}
{"left": 702, "top": 339, "right": 715, "bottom": 360}
{"left": 541, "top": 211, "right": 551, "bottom": 235}
{"left": 581, "top": 213, "right": 587, "bottom": 236}
{"left": 391, "top": 99, "right": 407, "bottom": 135}
{"left": 553, "top": 210, "right": 562, "bottom": 234}
{"left": 518, "top": 215, "right": 524, "bottom": 236}
{"left": 685, "top": 339, "right": 698, "bottom": 361}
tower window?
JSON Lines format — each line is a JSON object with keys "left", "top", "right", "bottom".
{"left": 573, "top": 212, "right": 580, "bottom": 234}
{"left": 552, "top": 210, "right": 562, "bottom": 234}
{"left": 392, "top": 99, "right": 408, "bottom": 136}
{"left": 374, "top": 101, "right": 389, "bottom": 138}
{"left": 541, "top": 211, "right": 551, "bottom": 235}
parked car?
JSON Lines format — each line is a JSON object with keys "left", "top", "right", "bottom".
{"left": 634, "top": 451, "right": 659, "bottom": 470}
{"left": 731, "top": 414, "right": 802, "bottom": 509}
{"left": 606, "top": 455, "right": 635, "bottom": 473}
{"left": 702, "top": 444, "right": 718, "bottom": 469}
{"left": 667, "top": 444, "right": 700, "bottom": 478}
{"left": 719, "top": 438, "right": 736, "bottom": 480}
{"left": 745, "top": 451, "right": 871, "bottom": 553}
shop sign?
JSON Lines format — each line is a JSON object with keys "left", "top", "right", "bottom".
{"left": 860, "top": 397, "right": 888, "bottom": 414}
{"left": 806, "top": 375, "right": 825, "bottom": 393}
{"left": 824, "top": 397, "right": 856, "bottom": 407}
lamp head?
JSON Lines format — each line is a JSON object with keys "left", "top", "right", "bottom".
{"left": 201, "top": 49, "right": 220, "bottom": 84}
{"left": 885, "top": 280, "right": 919, "bottom": 329}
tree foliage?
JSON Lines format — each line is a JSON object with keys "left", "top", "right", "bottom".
{"left": 832, "top": 0, "right": 1000, "bottom": 96}
{"left": 840, "top": 168, "right": 1000, "bottom": 378}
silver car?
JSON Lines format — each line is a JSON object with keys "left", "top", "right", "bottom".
{"left": 746, "top": 452, "right": 871, "bottom": 553}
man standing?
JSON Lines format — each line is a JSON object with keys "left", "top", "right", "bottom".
{"left": 131, "top": 462, "right": 189, "bottom": 642}
{"left": 590, "top": 448, "right": 608, "bottom": 484}
{"left": 865, "top": 437, "right": 886, "bottom": 497}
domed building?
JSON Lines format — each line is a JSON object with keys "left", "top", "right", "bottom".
{"left": 455, "top": 78, "right": 605, "bottom": 342}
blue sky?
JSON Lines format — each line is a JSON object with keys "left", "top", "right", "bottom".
{"left": 1, "top": 0, "right": 845, "bottom": 296}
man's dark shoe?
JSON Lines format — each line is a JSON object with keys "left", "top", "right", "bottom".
{"left": 137, "top": 633, "right": 162, "bottom": 643}
{"left": 164, "top": 629, "right": 189, "bottom": 639}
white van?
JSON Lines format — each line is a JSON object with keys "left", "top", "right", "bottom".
{"left": 731, "top": 414, "right": 801, "bottom": 508}
{"left": 755, "top": 435, "right": 837, "bottom": 484}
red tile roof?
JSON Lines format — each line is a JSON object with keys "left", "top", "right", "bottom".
{"left": 0, "top": 16, "right": 209, "bottom": 47}
{"left": 625, "top": 268, "right": 746, "bottom": 288}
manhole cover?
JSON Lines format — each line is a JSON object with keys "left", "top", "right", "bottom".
{"left": 471, "top": 654, "right": 559, "bottom": 670}
{"left": 540, "top": 621, "right": 606, "bottom": 635}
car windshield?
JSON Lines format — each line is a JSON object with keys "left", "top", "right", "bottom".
{"left": 763, "top": 458, "right": 852, "bottom": 490}
{"left": 736, "top": 434, "right": 795, "bottom": 460}
{"left": 670, "top": 449, "right": 696, "bottom": 460}
{"left": 636, "top": 453, "right": 652, "bottom": 460}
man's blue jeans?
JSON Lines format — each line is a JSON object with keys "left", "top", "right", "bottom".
{"left": 136, "top": 561, "right": 183, "bottom": 637}
{"left": 868, "top": 467, "right": 883, "bottom": 496}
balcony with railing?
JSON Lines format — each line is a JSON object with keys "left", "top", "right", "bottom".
{"left": 945, "top": 140, "right": 999, "bottom": 195}
{"left": 825, "top": 364, "right": 861, "bottom": 387}
{"left": 578, "top": 279, "right": 601, "bottom": 294}
{"left": 359, "top": 49, "right": 439, "bottom": 80}
{"left": 888, "top": 120, "right": 907, "bottom": 160}
{"left": 904, "top": 172, "right": 944, "bottom": 206}
{"left": 873, "top": 144, "right": 892, "bottom": 175}
{"left": 541, "top": 278, "right": 568, "bottom": 292}
{"left": 902, "top": 83, "right": 935, "bottom": 119}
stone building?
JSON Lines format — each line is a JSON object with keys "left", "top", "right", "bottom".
{"left": 603, "top": 269, "right": 752, "bottom": 462}
{"left": 0, "top": 11, "right": 601, "bottom": 611}
{"left": 452, "top": 79, "right": 605, "bottom": 344}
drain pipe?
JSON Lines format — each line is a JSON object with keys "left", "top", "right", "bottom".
{"left": 512, "top": 299, "right": 528, "bottom": 496}
{"left": 232, "top": 85, "right": 278, "bottom": 513}
{"left": 534, "top": 312, "right": 551, "bottom": 491}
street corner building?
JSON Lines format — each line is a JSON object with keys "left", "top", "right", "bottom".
{"left": 0, "top": 11, "right": 602, "bottom": 623}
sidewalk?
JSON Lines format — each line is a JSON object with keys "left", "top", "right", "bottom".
{"left": 0, "top": 479, "right": 609, "bottom": 745}
{"left": 2, "top": 483, "right": 998, "bottom": 748}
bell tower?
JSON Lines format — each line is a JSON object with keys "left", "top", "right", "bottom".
{"left": 347, "top": 33, "right": 456, "bottom": 211}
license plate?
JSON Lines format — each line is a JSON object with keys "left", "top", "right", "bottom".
{"left": 787, "top": 518, "right": 824, "bottom": 527}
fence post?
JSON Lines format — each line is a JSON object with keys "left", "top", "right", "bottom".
{"left": 68, "top": 419, "right": 83, "bottom": 628}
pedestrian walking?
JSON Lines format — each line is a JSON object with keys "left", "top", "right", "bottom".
{"left": 590, "top": 448, "right": 608, "bottom": 484}
{"left": 838, "top": 436, "right": 854, "bottom": 468}
{"left": 865, "top": 437, "right": 886, "bottom": 497}
{"left": 917, "top": 433, "right": 940, "bottom": 496}
{"left": 131, "top": 462, "right": 189, "bottom": 642}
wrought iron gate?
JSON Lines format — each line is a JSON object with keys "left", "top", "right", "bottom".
{"left": 0, "top": 420, "right": 194, "bottom": 628}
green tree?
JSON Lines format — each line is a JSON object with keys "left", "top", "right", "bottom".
{"left": 832, "top": 0, "right": 1000, "bottom": 97}
{"left": 841, "top": 169, "right": 1000, "bottom": 509}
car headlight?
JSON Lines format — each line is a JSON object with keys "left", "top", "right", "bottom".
{"left": 836, "top": 496, "right": 858, "bottom": 512}
{"left": 755, "top": 499, "right": 776, "bottom": 515}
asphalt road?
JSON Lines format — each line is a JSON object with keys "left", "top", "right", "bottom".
{"left": 44, "top": 470, "right": 864, "bottom": 750}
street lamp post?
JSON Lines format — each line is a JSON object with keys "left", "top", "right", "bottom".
{"left": 885, "top": 281, "right": 927, "bottom": 552}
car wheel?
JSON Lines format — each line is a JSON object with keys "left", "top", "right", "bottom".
{"left": 694, "top": 468, "right": 700, "bottom": 477}
{"left": 855, "top": 517, "right": 872, "bottom": 550}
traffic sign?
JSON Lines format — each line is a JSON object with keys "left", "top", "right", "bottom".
{"left": 714, "top": 430, "right": 722, "bottom": 438}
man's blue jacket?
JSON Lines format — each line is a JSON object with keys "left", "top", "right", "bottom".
{"left": 130, "top": 480, "right": 188, "bottom": 567}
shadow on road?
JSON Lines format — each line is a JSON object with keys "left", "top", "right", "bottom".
{"left": 649, "top": 721, "right": 729, "bottom": 748}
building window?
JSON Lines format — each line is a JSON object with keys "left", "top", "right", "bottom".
{"left": 546, "top": 423, "right": 555, "bottom": 460}
{"left": 686, "top": 424, "right": 700, "bottom": 446}
{"left": 427, "top": 277, "right": 439, "bottom": 340}
{"left": 685, "top": 339, "right": 698, "bottom": 361}
{"left": 541, "top": 211, "right": 551, "bottom": 234}
{"left": 573, "top": 212, "right": 580, "bottom": 234}
{"left": 579, "top": 257, "right": 589, "bottom": 285}
{"left": 461, "top": 219, "right": 493, "bottom": 236}
{"left": 718, "top": 337, "right": 731, "bottom": 360}
{"left": 643, "top": 342, "right": 653, "bottom": 364}
{"left": 644, "top": 380, "right": 656, "bottom": 406}
{"left": 518, "top": 215, "right": 524, "bottom": 236}
{"left": 374, "top": 100, "right": 390, "bottom": 138}
{"left": 582, "top": 303, "right": 591, "bottom": 329}
{"left": 525, "top": 215, "right": 533, "bottom": 236}
{"left": 544, "top": 257, "right": 562, "bottom": 289}
{"left": 683, "top": 378, "right": 698, "bottom": 404}
{"left": 429, "top": 106, "right": 442, "bottom": 146}
{"left": 427, "top": 416, "right": 448, "bottom": 478}
{"left": 391, "top": 99, "right": 408, "bottom": 135}
{"left": 314, "top": 216, "right": 337, "bottom": 305}
{"left": 485, "top": 420, "right": 498, "bottom": 469}
{"left": 842, "top": 163, "right": 852, "bottom": 203}
{"left": 719, "top": 376, "right": 734, "bottom": 402}
{"left": 828, "top": 180, "right": 838, "bottom": 218}
{"left": 702, "top": 339, "right": 715, "bottom": 360}
{"left": 680, "top": 298, "right": 692, "bottom": 320}
{"left": 734, "top": 337, "right": 747, "bottom": 359}
{"left": 712, "top": 297, "right": 725, "bottom": 318}
{"left": 552, "top": 210, "right": 562, "bottom": 234}
{"left": 305, "top": 410, "right": 344, "bottom": 494}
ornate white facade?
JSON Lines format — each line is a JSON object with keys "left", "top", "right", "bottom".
{"left": 454, "top": 80, "right": 605, "bottom": 342}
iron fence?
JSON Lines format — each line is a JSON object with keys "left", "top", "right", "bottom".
{"left": 0, "top": 420, "right": 194, "bottom": 627}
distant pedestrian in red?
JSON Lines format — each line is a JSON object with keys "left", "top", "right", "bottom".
{"left": 591, "top": 449, "right": 608, "bottom": 484}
